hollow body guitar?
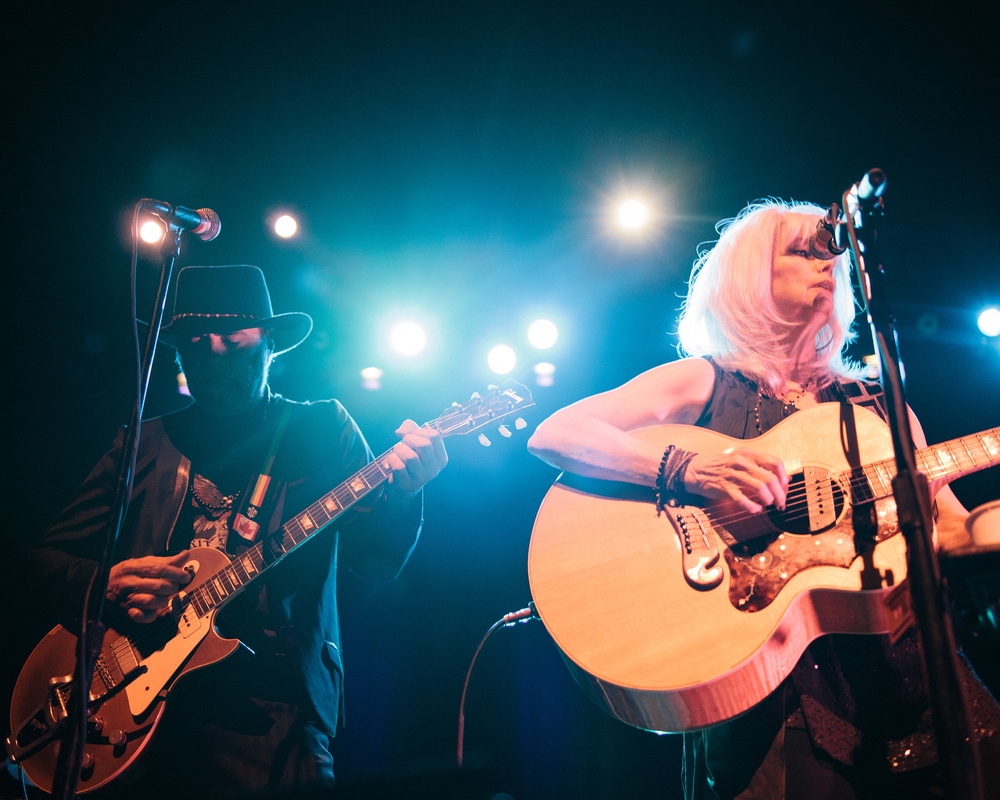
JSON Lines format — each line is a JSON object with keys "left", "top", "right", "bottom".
{"left": 9, "top": 381, "right": 533, "bottom": 793}
{"left": 10, "top": 547, "right": 241, "bottom": 792}
{"left": 527, "top": 403, "right": 1000, "bottom": 733}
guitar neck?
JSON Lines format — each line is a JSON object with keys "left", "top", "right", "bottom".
{"left": 184, "top": 446, "right": 401, "bottom": 618}
{"left": 861, "top": 427, "right": 1000, "bottom": 499}
{"left": 173, "top": 379, "right": 533, "bottom": 619}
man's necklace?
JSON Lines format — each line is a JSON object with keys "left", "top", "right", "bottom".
{"left": 190, "top": 475, "right": 240, "bottom": 514}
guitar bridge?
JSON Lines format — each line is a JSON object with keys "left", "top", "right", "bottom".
{"left": 6, "top": 676, "right": 73, "bottom": 763}
{"left": 669, "top": 508, "right": 724, "bottom": 590}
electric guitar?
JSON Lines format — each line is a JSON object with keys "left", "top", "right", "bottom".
{"left": 8, "top": 381, "right": 533, "bottom": 794}
{"left": 527, "top": 403, "right": 999, "bottom": 734}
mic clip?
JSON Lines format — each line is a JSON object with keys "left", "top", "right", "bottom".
{"left": 808, "top": 202, "right": 847, "bottom": 260}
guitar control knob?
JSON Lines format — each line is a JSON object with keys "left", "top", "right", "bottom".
{"left": 107, "top": 729, "right": 126, "bottom": 747}
{"left": 81, "top": 752, "right": 95, "bottom": 771}
{"left": 88, "top": 716, "right": 104, "bottom": 734}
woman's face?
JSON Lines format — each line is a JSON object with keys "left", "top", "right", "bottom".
{"left": 771, "top": 216, "right": 836, "bottom": 324}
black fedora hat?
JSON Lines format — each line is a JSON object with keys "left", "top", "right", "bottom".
{"left": 161, "top": 265, "right": 312, "bottom": 356}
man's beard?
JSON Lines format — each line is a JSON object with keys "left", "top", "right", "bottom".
{"left": 178, "top": 340, "right": 271, "bottom": 415}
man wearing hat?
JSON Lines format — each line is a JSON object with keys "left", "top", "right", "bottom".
{"left": 24, "top": 265, "right": 448, "bottom": 795}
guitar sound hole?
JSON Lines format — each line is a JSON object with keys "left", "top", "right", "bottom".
{"left": 765, "top": 470, "right": 845, "bottom": 536}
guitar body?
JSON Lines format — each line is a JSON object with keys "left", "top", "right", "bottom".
{"left": 9, "top": 547, "right": 240, "bottom": 794}
{"left": 528, "top": 403, "right": 917, "bottom": 734}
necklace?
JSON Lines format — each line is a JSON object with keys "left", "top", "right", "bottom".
{"left": 190, "top": 475, "right": 240, "bottom": 514}
{"left": 780, "top": 382, "right": 809, "bottom": 406}
{"left": 754, "top": 378, "right": 815, "bottom": 434}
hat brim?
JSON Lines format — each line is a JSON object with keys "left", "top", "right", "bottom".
{"left": 159, "top": 311, "right": 313, "bottom": 356}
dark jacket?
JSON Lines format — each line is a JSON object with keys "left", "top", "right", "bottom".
{"left": 26, "top": 394, "right": 422, "bottom": 735}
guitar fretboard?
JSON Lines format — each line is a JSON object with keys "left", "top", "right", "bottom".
{"left": 861, "top": 427, "right": 1000, "bottom": 499}
{"left": 190, "top": 456, "right": 392, "bottom": 617}
{"left": 166, "top": 382, "right": 532, "bottom": 621}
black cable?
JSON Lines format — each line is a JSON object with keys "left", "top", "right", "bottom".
{"left": 457, "top": 604, "right": 538, "bottom": 768}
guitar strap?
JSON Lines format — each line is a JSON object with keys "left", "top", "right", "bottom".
{"left": 836, "top": 377, "right": 942, "bottom": 528}
{"left": 832, "top": 378, "right": 889, "bottom": 423}
{"left": 231, "top": 400, "right": 293, "bottom": 544}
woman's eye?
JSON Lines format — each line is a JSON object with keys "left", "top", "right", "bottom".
{"left": 789, "top": 248, "right": 810, "bottom": 257}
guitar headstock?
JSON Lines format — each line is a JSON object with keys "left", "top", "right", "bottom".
{"left": 430, "top": 380, "right": 535, "bottom": 444}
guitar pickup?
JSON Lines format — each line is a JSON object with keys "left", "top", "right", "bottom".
{"left": 802, "top": 466, "right": 836, "bottom": 531}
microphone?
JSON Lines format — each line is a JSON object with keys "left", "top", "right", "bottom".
{"left": 856, "top": 168, "right": 886, "bottom": 208}
{"left": 808, "top": 203, "right": 847, "bottom": 260}
{"left": 141, "top": 199, "right": 222, "bottom": 241}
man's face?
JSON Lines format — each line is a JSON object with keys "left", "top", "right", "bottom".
{"left": 176, "top": 327, "right": 273, "bottom": 414}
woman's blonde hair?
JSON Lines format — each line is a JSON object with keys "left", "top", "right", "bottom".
{"left": 677, "top": 199, "right": 863, "bottom": 393}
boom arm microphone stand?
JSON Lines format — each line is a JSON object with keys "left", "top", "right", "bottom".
{"left": 50, "top": 202, "right": 193, "bottom": 799}
{"left": 840, "top": 169, "right": 982, "bottom": 800}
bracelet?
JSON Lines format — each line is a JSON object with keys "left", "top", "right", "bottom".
{"left": 655, "top": 445, "right": 696, "bottom": 515}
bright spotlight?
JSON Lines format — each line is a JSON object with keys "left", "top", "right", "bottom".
{"left": 862, "top": 354, "right": 880, "bottom": 379}
{"left": 533, "top": 361, "right": 556, "bottom": 387}
{"left": 618, "top": 198, "right": 649, "bottom": 230}
{"left": 978, "top": 307, "right": 1000, "bottom": 338}
{"left": 389, "top": 321, "right": 427, "bottom": 356}
{"left": 274, "top": 214, "right": 298, "bottom": 239}
{"left": 139, "top": 220, "right": 164, "bottom": 244}
{"left": 360, "top": 366, "right": 383, "bottom": 391}
{"left": 528, "top": 319, "right": 558, "bottom": 350}
{"left": 487, "top": 344, "right": 517, "bottom": 375}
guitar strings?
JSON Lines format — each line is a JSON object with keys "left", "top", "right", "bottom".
{"left": 691, "top": 461, "right": 964, "bottom": 534}
{"left": 686, "top": 428, "right": 998, "bottom": 535}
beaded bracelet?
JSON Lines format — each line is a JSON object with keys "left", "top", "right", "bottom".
{"left": 655, "top": 444, "right": 696, "bottom": 515}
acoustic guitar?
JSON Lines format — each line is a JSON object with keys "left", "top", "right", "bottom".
{"left": 528, "top": 402, "right": 999, "bottom": 734}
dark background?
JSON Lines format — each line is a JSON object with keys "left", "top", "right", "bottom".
{"left": 4, "top": 3, "right": 999, "bottom": 798}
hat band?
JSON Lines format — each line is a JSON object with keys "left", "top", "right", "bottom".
{"left": 171, "top": 313, "right": 263, "bottom": 323}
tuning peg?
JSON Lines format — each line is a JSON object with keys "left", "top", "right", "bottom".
{"left": 514, "top": 418, "right": 527, "bottom": 430}
{"left": 498, "top": 425, "right": 511, "bottom": 438}
{"left": 478, "top": 433, "right": 491, "bottom": 447}
{"left": 470, "top": 392, "right": 481, "bottom": 401}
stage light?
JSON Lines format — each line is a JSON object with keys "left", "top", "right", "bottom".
{"left": 389, "top": 320, "right": 427, "bottom": 356}
{"left": 533, "top": 361, "right": 556, "bottom": 387}
{"left": 273, "top": 214, "right": 298, "bottom": 239}
{"left": 487, "top": 344, "right": 516, "bottom": 375}
{"left": 618, "top": 198, "right": 650, "bottom": 230}
{"left": 360, "top": 366, "right": 383, "bottom": 390}
{"left": 602, "top": 185, "right": 668, "bottom": 245}
{"left": 978, "top": 307, "right": 1000, "bottom": 338}
{"left": 139, "top": 220, "right": 164, "bottom": 244}
{"left": 527, "top": 319, "right": 558, "bottom": 350}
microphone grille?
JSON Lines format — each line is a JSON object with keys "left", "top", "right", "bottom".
{"left": 194, "top": 208, "right": 222, "bottom": 241}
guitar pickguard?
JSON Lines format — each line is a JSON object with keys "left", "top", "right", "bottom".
{"left": 718, "top": 466, "right": 899, "bottom": 611}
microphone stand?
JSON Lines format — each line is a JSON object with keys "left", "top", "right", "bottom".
{"left": 842, "top": 170, "right": 983, "bottom": 800}
{"left": 49, "top": 208, "right": 185, "bottom": 799}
